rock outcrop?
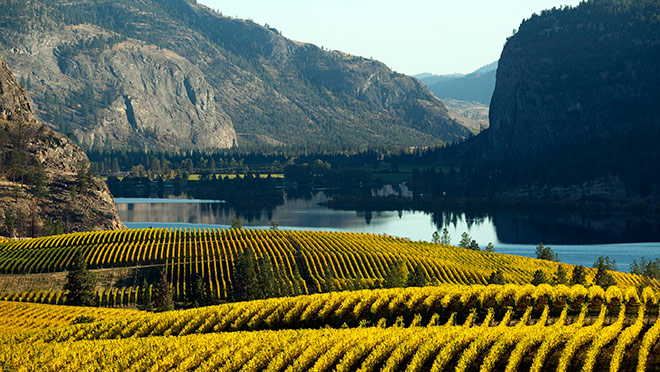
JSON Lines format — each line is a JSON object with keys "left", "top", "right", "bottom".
{"left": 486, "top": 0, "right": 660, "bottom": 159}
{"left": 0, "top": 51, "right": 123, "bottom": 237}
{"left": 0, "top": 0, "right": 471, "bottom": 150}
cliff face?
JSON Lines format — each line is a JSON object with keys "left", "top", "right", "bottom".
{"left": 487, "top": 0, "right": 660, "bottom": 159}
{"left": 0, "top": 0, "right": 471, "bottom": 150}
{"left": 0, "top": 52, "right": 123, "bottom": 237}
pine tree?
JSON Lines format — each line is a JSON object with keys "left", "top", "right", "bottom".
{"left": 485, "top": 242, "right": 495, "bottom": 253}
{"left": 531, "top": 270, "right": 547, "bottom": 285}
{"left": 469, "top": 239, "right": 480, "bottom": 251}
{"left": 459, "top": 232, "right": 472, "bottom": 249}
{"left": 187, "top": 273, "right": 206, "bottom": 308}
{"left": 535, "top": 243, "right": 558, "bottom": 261}
{"left": 63, "top": 250, "right": 96, "bottom": 306}
{"left": 231, "top": 216, "right": 242, "bottom": 229}
{"left": 232, "top": 246, "right": 261, "bottom": 301}
{"left": 487, "top": 269, "right": 505, "bottom": 285}
{"left": 407, "top": 265, "right": 427, "bottom": 287}
{"left": 323, "top": 264, "right": 337, "bottom": 292}
{"left": 152, "top": 269, "right": 174, "bottom": 312}
{"left": 553, "top": 265, "right": 568, "bottom": 285}
{"left": 384, "top": 260, "right": 408, "bottom": 288}
{"left": 570, "top": 265, "right": 587, "bottom": 286}
{"left": 593, "top": 257, "right": 617, "bottom": 289}
{"left": 258, "top": 255, "right": 278, "bottom": 298}
{"left": 440, "top": 228, "right": 451, "bottom": 245}
{"left": 137, "top": 278, "right": 152, "bottom": 311}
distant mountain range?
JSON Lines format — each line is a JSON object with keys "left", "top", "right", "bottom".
{"left": 414, "top": 62, "right": 496, "bottom": 133}
{"left": 414, "top": 61, "right": 497, "bottom": 106}
{"left": 0, "top": 0, "right": 472, "bottom": 151}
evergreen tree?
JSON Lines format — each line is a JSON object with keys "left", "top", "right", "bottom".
{"left": 323, "top": 264, "right": 337, "bottom": 292}
{"left": 137, "top": 278, "right": 152, "bottom": 311}
{"left": 593, "top": 257, "right": 617, "bottom": 289}
{"left": 553, "top": 265, "right": 568, "bottom": 285}
{"left": 63, "top": 250, "right": 96, "bottom": 306}
{"left": 407, "top": 265, "right": 427, "bottom": 287}
{"left": 152, "top": 269, "right": 174, "bottom": 312}
{"left": 570, "top": 265, "right": 587, "bottom": 286}
{"left": 291, "top": 264, "right": 304, "bottom": 296}
{"left": 384, "top": 260, "right": 408, "bottom": 288}
{"left": 258, "top": 255, "right": 278, "bottom": 298}
{"left": 485, "top": 242, "right": 495, "bottom": 253}
{"left": 440, "top": 228, "right": 451, "bottom": 245}
{"left": 535, "top": 243, "right": 559, "bottom": 261}
{"left": 232, "top": 247, "right": 261, "bottom": 301}
{"left": 187, "top": 273, "right": 207, "bottom": 307}
{"left": 431, "top": 231, "right": 440, "bottom": 244}
{"left": 487, "top": 269, "right": 505, "bottom": 285}
{"left": 469, "top": 239, "right": 480, "bottom": 251}
{"left": 459, "top": 232, "right": 472, "bottom": 249}
{"left": 231, "top": 216, "right": 242, "bottom": 229}
{"left": 531, "top": 270, "right": 547, "bottom": 286}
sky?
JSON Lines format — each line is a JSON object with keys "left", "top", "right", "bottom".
{"left": 198, "top": 0, "right": 582, "bottom": 76}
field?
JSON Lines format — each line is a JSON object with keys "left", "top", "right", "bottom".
{"left": 1, "top": 284, "right": 660, "bottom": 371}
{"left": 0, "top": 228, "right": 655, "bottom": 306}
{"left": 1, "top": 229, "right": 659, "bottom": 370}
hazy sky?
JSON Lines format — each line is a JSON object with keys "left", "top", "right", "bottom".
{"left": 198, "top": 0, "right": 582, "bottom": 75}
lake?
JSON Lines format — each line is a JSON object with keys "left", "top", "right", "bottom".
{"left": 115, "top": 192, "right": 660, "bottom": 272}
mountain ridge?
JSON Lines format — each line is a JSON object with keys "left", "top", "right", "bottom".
{"left": 0, "top": 0, "right": 472, "bottom": 151}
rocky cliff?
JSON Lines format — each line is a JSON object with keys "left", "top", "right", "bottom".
{"left": 0, "top": 0, "right": 471, "bottom": 150}
{"left": 486, "top": 0, "right": 660, "bottom": 159}
{"left": 0, "top": 51, "right": 123, "bottom": 237}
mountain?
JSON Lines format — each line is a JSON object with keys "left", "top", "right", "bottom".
{"left": 416, "top": 62, "right": 498, "bottom": 105}
{"left": 0, "top": 0, "right": 472, "bottom": 151}
{"left": 462, "top": 0, "right": 660, "bottom": 199}
{"left": 0, "top": 51, "right": 123, "bottom": 237}
{"left": 487, "top": 0, "right": 660, "bottom": 158}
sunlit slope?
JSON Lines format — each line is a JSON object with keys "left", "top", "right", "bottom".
{"left": 2, "top": 285, "right": 659, "bottom": 372}
{"left": 0, "top": 229, "right": 654, "bottom": 301}
{"left": 0, "top": 301, "right": 142, "bottom": 333}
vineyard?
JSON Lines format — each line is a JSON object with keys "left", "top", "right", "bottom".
{"left": 0, "top": 228, "right": 655, "bottom": 306}
{"left": 1, "top": 284, "right": 660, "bottom": 371}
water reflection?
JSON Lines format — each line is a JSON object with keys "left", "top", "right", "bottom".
{"left": 117, "top": 192, "right": 660, "bottom": 271}
{"left": 116, "top": 191, "right": 660, "bottom": 245}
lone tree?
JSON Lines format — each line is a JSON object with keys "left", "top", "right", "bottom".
{"left": 487, "top": 269, "right": 505, "bottom": 285}
{"left": 231, "top": 216, "right": 242, "bottom": 229}
{"left": 536, "top": 243, "right": 558, "bottom": 262}
{"left": 136, "top": 278, "right": 152, "bottom": 311}
{"left": 431, "top": 231, "right": 440, "bottom": 244}
{"left": 593, "top": 256, "right": 617, "bottom": 289}
{"left": 63, "top": 250, "right": 96, "bottom": 306}
{"left": 531, "top": 270, "right": 547, "bottom": 286}
{"left": 152, "top": 269, "right": 174, "bottom": 312}
{"left": 384, "top": 260, "right": 409, "bottom": 288}
{"left": 570, "top": 265, "right": 587, "bottom": 285}
{"left": 485, "top": 243, "right": 495, "bottom": 253}
{"left": 459, "top": 232, "right": 472, "bottom": 249}
{"left": 553, "top": 265, "right": 568, "bottom": 285}
{"left": 407, "top": 264, "right": 427, "bottom": 287}
{"left": 187, "top": 273, "right": 207, "bottom": 308}
{"left": 440, "top": 228, "right": 451, "bottom": 245}
{"left": 324, "top": 265, "right": 337, "bottom": 292}
{"left": 232, "top": 246, "right": 261, "bottom": 301}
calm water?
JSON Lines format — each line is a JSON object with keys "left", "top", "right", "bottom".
{"left": 115, "top": 192, "right": 660, "bottom": 272}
